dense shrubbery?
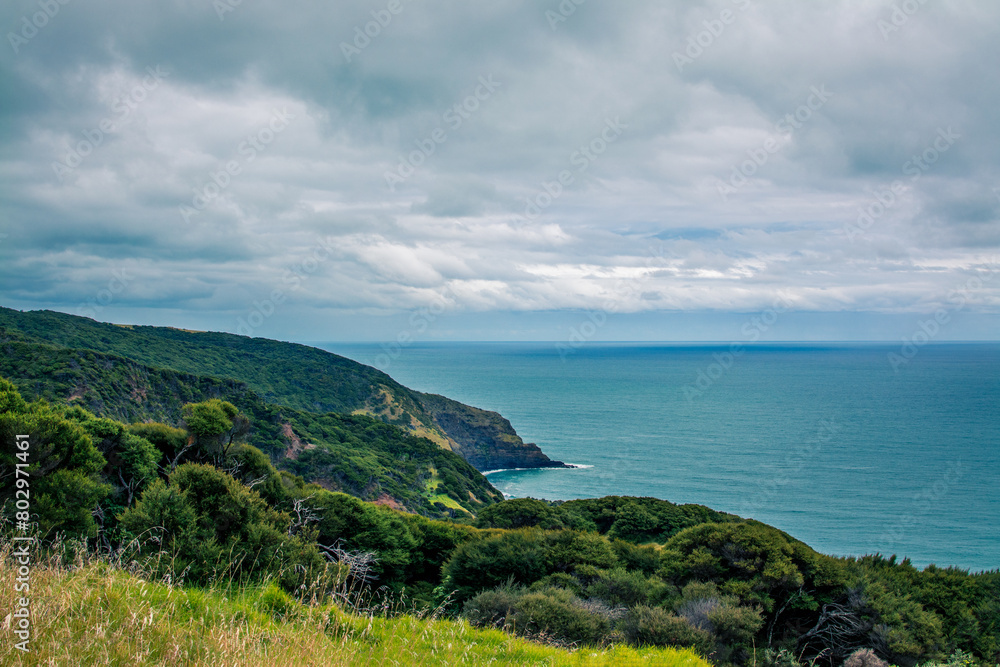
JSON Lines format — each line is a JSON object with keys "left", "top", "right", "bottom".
{"left": 474, "top": 496, "right": 734, "bottom": 541}
{"left": 447, "top": 515, "right": 999, "bottom": 666}
{"left": 0, "top": 336, "right": 502, "bottom": 517}
{"left": 119, "top": 463, "right": 335, "bottom": 591}
{"left": 2, "top": 375, "right": 998, "bottom": 666}
{"left": 0, "top": 377, "right": 110, "bottom": 538}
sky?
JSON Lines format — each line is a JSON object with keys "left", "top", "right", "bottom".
{"left": 1, "top": 0, "right": 999, "bottom": 344}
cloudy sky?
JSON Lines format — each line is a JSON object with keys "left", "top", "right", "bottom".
{"left": 2, "top": 0, "right": 999, "bottom": 343}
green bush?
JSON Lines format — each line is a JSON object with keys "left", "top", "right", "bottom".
{"left": 530, "top": 572, "right": 584, "bottom": 596}
{"left": 119, "top": 463, "right": 327, "bottom": 592}
{"left": 442, "top": 529, "right": 550, "bottom": 603}
{"left": 442, "top": 528, "right": 621, "bottom": 604}
{"left": 620, "top": 605, "right": 714, "bottom": 655}
{"left": 462, "top": 583, "right": 522, "bottom": 629}
{"left": 586, "top": 567, "right": 656, "bottom": 608}
{"left": 511, "top": 587, "right": 613, "bottom": 646}
{"left": 0, "top": 379, "right": 110, "bottom": 538}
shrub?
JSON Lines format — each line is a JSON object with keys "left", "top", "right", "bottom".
{"left": 442, "top": 528, "right": 624, "bottom": 604}
{"left": 511, "top": 587, "right": 613, "bottom": 646}
{"left": 844, "top": 648, "right": 890, "bottom": 667}
{"left": 612, "top": 539, "right": 662, "bottom": 575}
{"left": 463, "top": 584, "right": 615, "bottom": 646}
{"left": 707, "top": 600, "right": 764, "bottom": 664}
{"left": 256, "top": 582, "right": 299, "bottom": 620}
{"left": 620, "top": 605, "right": 714, "bottom": 655}
{"left": 0, "top": 380, "right": 110, "bottom": 538}
{"left": 585, "top": 567, "right": 655, "bottom": 608}
{"left": 462, "top": 583, "right": 522, "bottom": 629}
{"left": 118, "top": 463, "right": 327, "bottom": 592}
{"left": 673, "top": 580, "right": 763, "bottom": 664}
{"left": 530, "top": 572, "right": 584, "bottom": 596}
{"left": 475, "top": 498, "right": 558, "bottom": 529}
{"left": 442, "top": 529, "right": 549, "bottom": 603}
{"left": 759, "top": 647, "right": 805, "bottom": 667}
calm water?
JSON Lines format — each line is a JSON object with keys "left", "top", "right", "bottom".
{"left": 318, "top": 342, "right": 999, "bottom": 573}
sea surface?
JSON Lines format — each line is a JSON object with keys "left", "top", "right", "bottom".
{"left": 318, "top": 342, "right": 999, "bottom": 573}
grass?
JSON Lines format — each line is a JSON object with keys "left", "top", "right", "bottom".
{"left": 0, "top": 540, "right": 710, "bottom": 666}
{"left": 425, "top": 467, "right": 473, "bottom": 516}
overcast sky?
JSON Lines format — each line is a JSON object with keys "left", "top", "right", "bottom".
{"left": 1, "top": 0, "right": 999, "bottom": 343}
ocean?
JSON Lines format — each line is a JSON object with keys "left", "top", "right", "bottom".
{"left": 318, "top": 342, "right": 999, "bottom": 573}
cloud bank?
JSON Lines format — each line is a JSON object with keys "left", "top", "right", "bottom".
{"left": 1, "top": 0, "right": 998, "bottom": 340}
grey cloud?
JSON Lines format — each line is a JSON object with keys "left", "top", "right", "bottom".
{"left": 1, "top": 0, "right": 998, "bottom": 340}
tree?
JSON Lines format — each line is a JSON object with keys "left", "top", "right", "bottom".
{"left": 0, "top": 377, "right": 110, "bottom": 538}
{"left": 119, "top": 463, "right": 325, "bottom": 590}
{"left": 62, "top": 407, "right": 160, "bottom": 505}
{"left": 181, "top": 399, "right": 250, "bottom": 461}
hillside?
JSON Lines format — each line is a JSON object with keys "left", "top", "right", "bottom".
{"left": 0, "top": 339, "right": 501, "bottom": 517}
{"left": 0, "top": 307, "right": 564, "bottom": 471}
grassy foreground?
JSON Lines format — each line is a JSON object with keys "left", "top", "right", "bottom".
{"left": 0, "top": 546, "right": 709, "bottom": 666}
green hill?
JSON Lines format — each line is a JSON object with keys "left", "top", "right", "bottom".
{"left": 0, "top": 306, "right": 563, "bottom": 471}
{"left": 0, "top": 337, "right": 500, "bottom": 517}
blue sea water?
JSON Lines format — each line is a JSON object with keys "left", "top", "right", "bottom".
{"left": 318, "top": 342, "right": 999, "bottom": 573}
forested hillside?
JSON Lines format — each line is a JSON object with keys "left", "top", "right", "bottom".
{"left": 0, "top": 339, "right": 500, "bottom": 517}
{"left": 0, "top": 307, "right": 563, "bottom": 470}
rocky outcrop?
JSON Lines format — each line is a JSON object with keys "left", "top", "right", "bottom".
{"left": 416, "top": 392, "right": 567, "bottom": 471}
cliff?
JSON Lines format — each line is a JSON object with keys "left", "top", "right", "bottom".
{"left": 0, "top": 307, "right": 564, "bottom": 471}
{"left": 416, "top": 392, "right": 565, "bottom": 470}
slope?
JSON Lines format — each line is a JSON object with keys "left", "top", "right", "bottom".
{"left": 0, "top": 307, "right": 564, "bottom": 470}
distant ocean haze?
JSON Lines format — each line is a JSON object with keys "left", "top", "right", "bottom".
{"left": 319, "top": 342, "right": 1000, "bottom": 573}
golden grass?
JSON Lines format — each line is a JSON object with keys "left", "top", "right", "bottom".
{"left": 0, "top": 540, "right": 710, "bottom": 666}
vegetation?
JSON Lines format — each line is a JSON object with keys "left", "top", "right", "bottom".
{"left": 0, "top": 542, "right": 709, "bottom": 666}
{"left": 475, "top": 495, "right": 737, "bottom": 541}
{"left": 0, "top": 340, "right": 502, "bottom": 517}
{"left": 0, "top": 309, "right": 997, "bottom": 666}
{"left": 0, "top": 306, "right": 557, "bottom": 470}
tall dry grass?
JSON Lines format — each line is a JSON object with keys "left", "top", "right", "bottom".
{"left": 0, "top": 537, "right": 710, "bottom": 666}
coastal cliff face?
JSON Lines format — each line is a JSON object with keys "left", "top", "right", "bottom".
{"left": 416, "top": 392, "right": 565, "bottom": 471}
{"left": 0, "top": 307, "right": 563, "bottom": 471}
